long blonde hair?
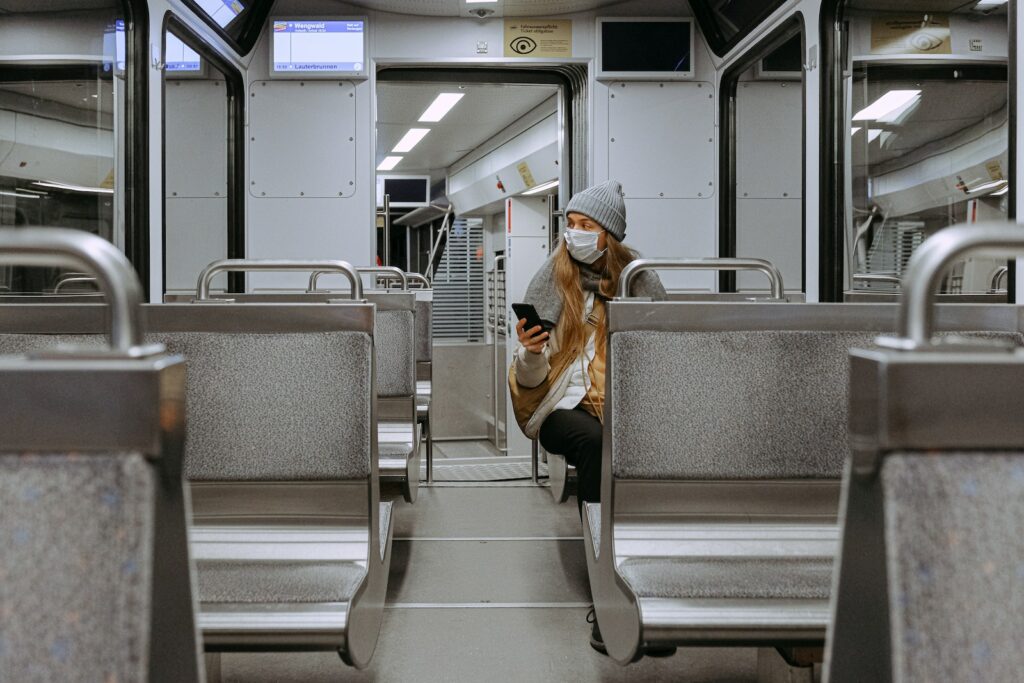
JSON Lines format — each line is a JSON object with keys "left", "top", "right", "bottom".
{"left": 550, "top": 233, "right": 636, "bottom": 370}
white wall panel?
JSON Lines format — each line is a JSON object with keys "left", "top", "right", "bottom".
{"left": 249, "top": 80, "right": 357, "bottom": 198}
{"left": 625, "top": 197, "right": 716, "bottom": 291}
{"left": 736, "top": 80, "right": 802, "bottom": 199}
{"left": 736, "top": 198, "right": 802, "bottom": 292}
{"left": 165, "top": 80, "right": 228, "bottom": 199}
{"left": 164, "top": 198, "right": 228, "bottom": 291}
{"left": 607, "top": 81, "right": 715, "bottom": 199}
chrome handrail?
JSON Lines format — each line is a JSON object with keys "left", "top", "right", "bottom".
{"left": 0, "top": 228, "right": 154, "bottom": 355}
{"left": 376, "top": 272, "right": 430, "bottom": 289}
{"left": 879, "top": 223, "right": 1024, "bottom": 350}
{"left": 852, "top": 273, "right": 901, "bottom": 286}
{"left": 617, "top": 258, "right": 786, "bottom": 300}
{"left": 195, "top": 259, "right": 363, "bottom": 301}
{"left": 990, "top": 265, "right": 1009, "bottom": 293}
{"left": 308, "top": 265, "right": 407, "bottom": 293}
{"left": 54, "top": 275, "right": 99, "bottom": 293}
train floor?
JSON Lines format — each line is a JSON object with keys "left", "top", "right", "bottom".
{"left": 213, "top": 441, "right": 767, "bottom": 682}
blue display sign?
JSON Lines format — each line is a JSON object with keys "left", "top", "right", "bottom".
{"left": 271, "top": 20, "right": 365, "bottom": 74}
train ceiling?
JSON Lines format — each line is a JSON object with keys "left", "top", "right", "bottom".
{"left": 342, "top": 0, "right": 624, "bottom": 17}
{"left": 376, "top": 82, "right": 557, "bottom": 174}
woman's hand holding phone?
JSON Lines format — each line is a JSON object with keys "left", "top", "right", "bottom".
{"left": 516, "top": 317, "right": 549, "bottom": 354}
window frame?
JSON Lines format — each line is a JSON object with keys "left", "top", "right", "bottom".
{"left": 690, "top": 0, "right": 792, "bottom": 58}
{"left": 161, "top": 13, "right": 247, "bottom": 294}
{"left": 717, "top": 15, "right": 806, "bottom": 293}
{"left": 179, "top": 0, "right": 276, "bottom": 56}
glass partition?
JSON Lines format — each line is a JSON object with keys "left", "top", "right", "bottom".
{"left": 162, "top": 18, "right": 243, "bottom": 295}
{"left": 722, "top": 23, "right": 804, "bottom": 294}
{"left": 0, "top": 4, "right": 127, "bottom": 294}
{"left": 830, "top": 3, "right": 1010, "bottom": 299}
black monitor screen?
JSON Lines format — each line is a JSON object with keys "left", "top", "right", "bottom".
{"left": 383, "top": 178, "right": 428, "bottom": 204}
{"left": 601, "top": 21, "right": 691, "bottom": 73}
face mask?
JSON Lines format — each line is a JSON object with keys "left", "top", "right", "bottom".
{"left": 564, "top": 228, "right": 606, "bottom": 265}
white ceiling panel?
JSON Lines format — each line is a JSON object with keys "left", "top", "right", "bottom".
{"left": 377, "top": 82, "right": 557, "bottom": 174}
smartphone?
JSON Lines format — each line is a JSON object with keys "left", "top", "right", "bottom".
{"left": 511, "top": 302, "right": 552, "bottom": 334}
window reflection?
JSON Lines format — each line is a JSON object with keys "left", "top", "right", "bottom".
{"left": 849, "top": 65, "right": 1008, "bottom": 294}
{"left": 0, "top": 4, "right": 124, "bottom": 294}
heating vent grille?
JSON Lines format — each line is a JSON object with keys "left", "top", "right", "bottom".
{"left": 432, "top": 218, "right": 484, "bottom": 341}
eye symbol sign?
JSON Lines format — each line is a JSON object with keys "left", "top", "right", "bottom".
{"left": 910, "top": 32, "right": 943, "bottom": 51}
{"left": 509, "top": 36, "right": 538, "bottom": 55}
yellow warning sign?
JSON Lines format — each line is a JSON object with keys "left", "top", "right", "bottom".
{"left": 987, "top": 160, "right": 1004, "bottom": 181}
{"left": 504, "top": 19, "right": 572, "bottom": 58}
{"left": 517, "top": 161, "right": 536, "bottom": 188}
{"left": 870, "top": 15, "right": 951, "bottom": 55}
{"left": 100, "top": 169, "right": 115, "bottom": 189}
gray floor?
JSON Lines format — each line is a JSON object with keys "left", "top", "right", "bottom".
{"left": 218, "top": 444, "right": 763, "bottom": 682}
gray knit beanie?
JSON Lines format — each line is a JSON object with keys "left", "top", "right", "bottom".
{"left": 564, "top": 180, "right": 627, "bottom": 241}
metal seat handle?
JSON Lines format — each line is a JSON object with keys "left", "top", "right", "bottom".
{"left": 879, "top": 223, "right": 1024, "bottom": 350}
{"left": 195, "top": 259, "right": 363, "bottom": 301}
{"left": 0, "top": 228, "right": 151, "bottom": 355}
{"left": 617, "top": 257, "right": 786, "bottom": 300}
{"left": 308, "top": 265, "right": 407, "bottom": 293}
{"left": 375, "top": 271, "right": 430, "bottom": 289}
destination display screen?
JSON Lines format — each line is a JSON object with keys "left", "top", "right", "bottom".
{"left": 272, "top": 20, "right": 365, "bottom": 75}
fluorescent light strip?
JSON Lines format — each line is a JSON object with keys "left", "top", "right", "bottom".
{"left": 523, "top": 179, "right": 559, "bottom": 196}
{"left": 419, "top": 93, "right": 465, "bottom": 123}
{"left": 377, "top": 156, "right": 403, "bottom": 171}
{"left": 867, "top": 129, "right": 883, "bottom": 143}
{"left": 853, "top": 90, "right": 920, "bottom": 121}
{"left": 975, "top": 0, "right": 1008, "bottom": 8}
{"left": 0, "top": 190, "right": 41, "bottom": 200}
{"left": 992, "top": 186, "right": 1010, "bottom": 196}
{"left": 465, "top": 1, "right": 498, "bottom": 3}
{"left": 392, "top": 128, "right": 430, "bottom": 154}
{"left": 32, "top": 180, "right": 114, "bottom": 195}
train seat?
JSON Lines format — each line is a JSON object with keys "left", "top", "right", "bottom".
{"left": 582, "top": 299, "right": 1023, "bottom": 667}
{"left": 0, "top": 230, "right": 202, "bottom": 682}
{"left": 827, "top": 225, "right": 1024, "bottom": 682}
{"left": 0, "top": 301, "right": 393, "bottom": 670}
{"left": 366, "top": 290, "right": 421, "bottom": 503}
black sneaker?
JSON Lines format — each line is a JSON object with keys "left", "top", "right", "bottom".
{"left": 586, "top": 607, "right": 608, "bottom": 655}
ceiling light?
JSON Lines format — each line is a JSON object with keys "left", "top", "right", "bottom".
{"left": 523, "top": 179, "right": 559, "bottom": 196}
{"left": 465, "top": 0, "right": 498, "bottom": 3}
{"left": 32, "top": 180, "right": 114, "bottom": 195}
{"left": 992, "top": 185, "right": 1010, "bottom": 196}
{"left": 377, "top": 156, "right": 403, "bottom": 171}
{"left": 853, "top": 90, "right": 921, "bottom": 122}
{"left": 867, "top": 129, "right": 883, "bottom": 143}
{"left": 392, "top": 128, "right": 430, "bottom": 153}
{"left": 851, "top": 127, "right": 861, "bottom": 135}
{"left": 419, "top": 93, "right": 465, "bottom": 123}
{"left": 974, "top": 0, "right": 1008, "bottom": 10}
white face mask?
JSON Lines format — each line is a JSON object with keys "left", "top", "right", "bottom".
{"left": 564, "top": 228, "right": 606, "bottom": 265}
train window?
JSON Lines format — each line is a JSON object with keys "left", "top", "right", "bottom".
{"left": 0, "top": 2, "right": 130, "bottom": 295}
{"left": 721, "top": 22, "right": 804, "bottom": 294}
{"left": 161, "top": 16, "right": 245, "bottom": 295}
{"left": 181, "top": 0, "right": 274, "bottom": 55}
{"left": 837, "top": 4, "right": 1009, "bottom": 299}
{"left": 690, "top": 0, "right": 790, "bottom": 57}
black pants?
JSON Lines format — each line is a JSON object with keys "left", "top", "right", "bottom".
{"left": 539, "top": 407, "right": 602, "bottom": 512}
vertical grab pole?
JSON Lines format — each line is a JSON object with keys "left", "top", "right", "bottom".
{"left": 381, "top": 193, "right": 391, "bottom": 267}
{"left": 547, "top": 193, "right": 563, "bottom": 254}
{"left": 493, "top": 255, "right": 507, "bottom": 453}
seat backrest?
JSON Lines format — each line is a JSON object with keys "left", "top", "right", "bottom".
{"left": 606, "top": 302, "right": 1023, "bottom": 482}
{"left": 366, "top": 292, "right": 416, "bottom": 399}
{"left": 0, "top": 340, "right": 200, "bottom": 683}
{"left": 415, "top": 295, "right": 432, "bottom": 364}
{"left": 0, "top": 303, "right": 376, "bottom": 483}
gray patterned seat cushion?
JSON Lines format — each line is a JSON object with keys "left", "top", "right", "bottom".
{"left": 375, "top": 310, "right": 415, "bottom": 398}
{"left": 882, "top": 452, "right": 1024, "bottom": 682}
{"left": 0, "top": 453, "right": 153, "bottom": 682}
{"left": 618, "top": 557, "right": 833, "bottom": 599}
{"left": 197, "top": 561, "right": 366, "bottom": 603}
